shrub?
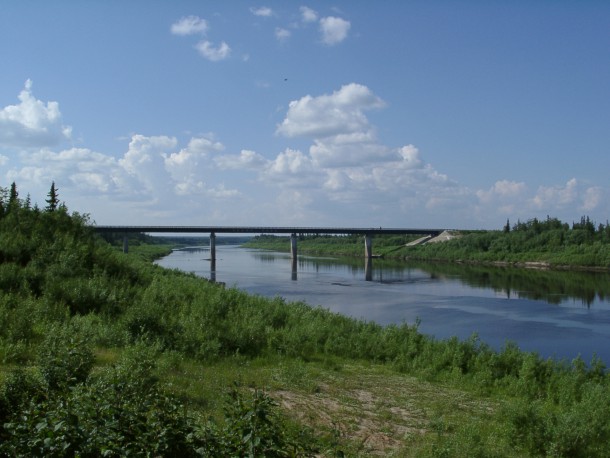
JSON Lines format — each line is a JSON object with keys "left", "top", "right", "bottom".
{"left": 37, "top": 322, "right": 95, "bottom": 391}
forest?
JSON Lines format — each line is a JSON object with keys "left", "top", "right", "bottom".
{"left": 1, "top": 183, "right": 610, "bottom": 456}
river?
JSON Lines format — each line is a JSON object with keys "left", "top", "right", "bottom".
{"left": 156, "top": 245, "right": 610, "bottom": 365}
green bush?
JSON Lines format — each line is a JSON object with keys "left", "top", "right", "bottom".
{"left": 37, "top": 322, "right": 95, "bottom": 391}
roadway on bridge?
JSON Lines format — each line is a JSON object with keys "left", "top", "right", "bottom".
{"left": 92, "top": 225, "right": 444, "bottom": 236}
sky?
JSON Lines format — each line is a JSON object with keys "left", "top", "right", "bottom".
{"left": 1, "top": 1, "right": 609, "bottom": 229}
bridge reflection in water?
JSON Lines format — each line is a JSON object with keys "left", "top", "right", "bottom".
{"left": 93, "top": 225, "right": 443, "bottom": 282}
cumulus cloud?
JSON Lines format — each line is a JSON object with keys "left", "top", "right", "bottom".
{"left": 118, "top": 135, "right": 178, "bottom": 194}
{"left": 7, "top": 147, "right": 126, "bottom": 195}
{"left": 0, "top": 80, "right": 72, "bottom": 149}
{"left": 300, "top": 6, "right": 318, "bottom": 23}
{"left": 276, "top": 83, "right": 389, "bottom": 167}
{"left": 319, "top": 16, "right": 350, "bottom": 45}
{"left": 266, "top": 148, "right": 315, "bottom": 176}
{"left": 276, "top": 83, "right": 385, "bottom": 139}
{"left": 171, "top": 15, "right": 208, "bottom": 36}
{"left": 171, "top": 15, "right": 231, "bottom": 62}
{"left": 195, "top": 41, "right": 231, "bottom": 61}
{"left": 250, "top": 6, "right": 274, "bottom": 17}
{"left": 164, "top": 136, "right": 224, "bottom": 194}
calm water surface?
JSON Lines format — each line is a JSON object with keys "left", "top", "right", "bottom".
{"left": 156, "top": 245, "right": 610, "bottom": 364}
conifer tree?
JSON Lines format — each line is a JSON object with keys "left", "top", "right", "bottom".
{"left": 8, "top": 182, "right": 19, "bottom": 207}
{"left": 45, "top": 181, "right": 59, "bottom": 212}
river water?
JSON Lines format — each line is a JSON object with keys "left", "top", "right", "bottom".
{"left": 156, "top": 245, "right": 610, "bottom": 365}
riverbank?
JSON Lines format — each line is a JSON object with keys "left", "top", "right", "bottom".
{"left": 2, "top": 193, "right": 610, "bottom": 455}
{"left": 243, "top": 220, "right": 610, "bottom": 271}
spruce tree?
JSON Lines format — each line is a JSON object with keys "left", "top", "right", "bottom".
{"left": 45, "top": 182, "right": 59, "bottom": 212}
{"left": 8, "top": 182, "right": 18, "bottom": 205}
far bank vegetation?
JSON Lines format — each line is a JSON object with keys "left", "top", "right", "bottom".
{"left": 244, "top": 216, "right": 610, "bottom": 269}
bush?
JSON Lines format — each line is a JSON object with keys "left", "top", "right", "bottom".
{"left": 37, "top": 322, "right": 95, "bottom": 391}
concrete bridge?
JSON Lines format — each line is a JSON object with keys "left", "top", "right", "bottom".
{"left": 93, "top": 225, "right": 444, "bottom": 260}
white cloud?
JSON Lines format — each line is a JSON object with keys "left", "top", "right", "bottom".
{"left": 276, "top": 83, "right": 388, "bottom": 167}
{"left": 7, "top": 147, "right": 125, "bottom": 195}
{"left": 250, "top": 6, "right": 274, "bottom": 17}
{"left": 275, "top": 27, "right": 291, "bottom": 41}
{"left": 118, "top": 134, "right": 177, "bottom": 193}
{"left": 195, "top": 40, "right": 231, "bottom": 61}
{"left": 276, "top": 83, "right": 385, "bottom": 139}
{"left": 0, "top": 155, "right": 8, "bottom": 166}
{"left": 266, "top": 148, "right": 315, "bottom": 176}
{"left": 319, "top": 16, "right": 350, "bottom": 45}
{"left": 397, "top": 145, "right": 423, "bottom": 169}
{"left": 300, "top": 6, "right": 318, "bottom": 23}
{"left": 164, "top": 136, "right": 224, "bottom": 193}
{"left": 171, "top": 16, "right": 208, "bottom": 35}
{"left": 531, "top": 178, "right": 578, "bottom": 209}
{"left": 0, "top": 80, "right": 72, "bottom": 148}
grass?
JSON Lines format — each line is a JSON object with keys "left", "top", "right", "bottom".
{"left": 152, "top": 353, "right": 508, "bottom": 456}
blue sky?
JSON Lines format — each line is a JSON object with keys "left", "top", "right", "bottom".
{"left": 1, "top": 1, "right": 609, "bottom": 229}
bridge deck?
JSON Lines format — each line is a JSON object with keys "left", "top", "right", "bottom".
{"left": 92, "top": 226, "right": 444, "bottom": 236}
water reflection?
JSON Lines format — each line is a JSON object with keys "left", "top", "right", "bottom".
{"left": 275, "top": 253, "right": 610, "bottom": 308}
{"left": 171, "top": 246, "right": 610, "bottom": 308}
{"left": 409, "top": 262, "right": 610, "bottom": 308}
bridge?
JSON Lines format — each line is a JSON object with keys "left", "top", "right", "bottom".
{"left": 93, "top": 225, "right": 444, "bottom": 260}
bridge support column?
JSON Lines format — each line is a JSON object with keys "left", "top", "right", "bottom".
{"left": 364, "top": 234, "right": 373, "bottom": 259}
{"left": 210, "top": 232, "right": 216, "bottom": 262}
{"left": 290, "top": 233, "right": 297, "bottom": 259}
{"left": 123, "top": 236, "right": 129, "bottom": 254}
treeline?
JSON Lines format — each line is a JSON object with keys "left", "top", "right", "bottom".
{"left": 2, "top": 184, "right": 610, "bottom": 455}
{"left": 409, "top": 216, "right": 610, "bottom": 268}
{"left": 247, "top": 216, "right": 610, "bottom": 268}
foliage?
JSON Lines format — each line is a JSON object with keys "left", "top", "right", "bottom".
{"left": 407, "top": 216, "right": 610, "bottom": 268}
{"left": 2, "top": 183, "right": 610, "bottom": 455}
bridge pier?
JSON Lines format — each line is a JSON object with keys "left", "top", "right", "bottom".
{"left": 364, "top": 234, "right": 373, "bottom": 259}
{"left": 290, "top": 233, "right": 297, "bottom": 259}
{"left": 210, "top": 232, "right": 216, "bottom": 262}
{"left": 123, "top": 236, "right": 129, "bottom": 254}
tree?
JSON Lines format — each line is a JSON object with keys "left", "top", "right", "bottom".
{"left": 45, "top": 182, "right": 59, "bottom": 212}
{"left": 8, "top": 182, "right": 19, "bottom": 211}
{"left": 503, "top": 219, "right": 511, "bottom": 233}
